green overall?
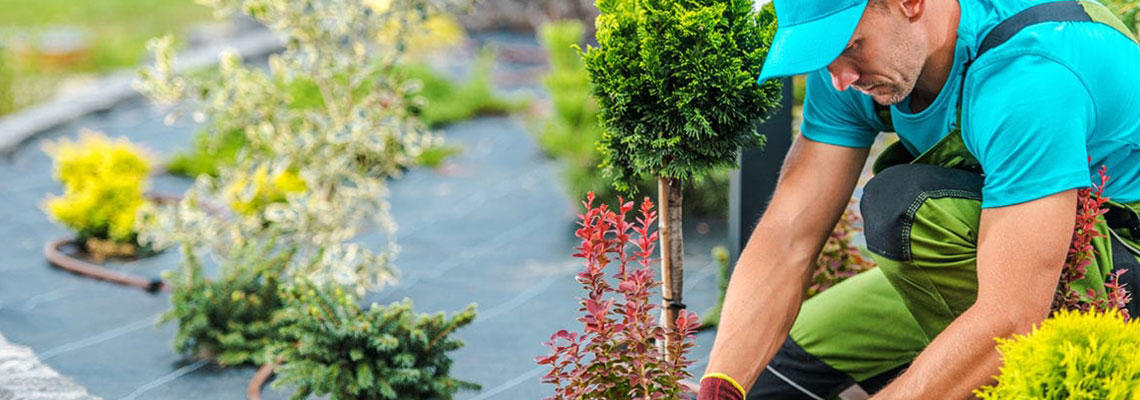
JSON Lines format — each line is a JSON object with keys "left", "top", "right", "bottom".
{"left": 748, "top": 2, "right": 1140, "bottom": 399}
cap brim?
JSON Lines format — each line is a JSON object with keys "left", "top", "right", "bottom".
{"left": 757, "top": 2, "right": 868, "bottom": 85}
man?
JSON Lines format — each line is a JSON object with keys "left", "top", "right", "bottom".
{"left": 697, "top": 0, "right": 1140, "bottom": 398}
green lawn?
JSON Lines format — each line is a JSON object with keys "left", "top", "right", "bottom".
{"left": 1, "top": 0, "right": 213, "bottom": 70}
{"left": 0, "top": 0, "right": 213, "bottom": 113}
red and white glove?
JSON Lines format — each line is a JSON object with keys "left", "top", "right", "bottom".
{"left": 698, "top": 373, "right": 746, "bottom": 400}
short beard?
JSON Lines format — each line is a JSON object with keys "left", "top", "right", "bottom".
{"left": 862, "top": 22, "right": 924, "bottom": 106}
{"left": 868, "top": 78, "right": 916, "bottom": 106}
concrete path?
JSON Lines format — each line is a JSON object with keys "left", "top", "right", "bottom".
{"left": 0, "top": 332, "right": 100, "bottom": 400}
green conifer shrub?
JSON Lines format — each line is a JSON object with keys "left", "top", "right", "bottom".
{"left": 975, "top": 308, "right": 1140, "bottom": 399}
{"left": 271, "top": 281, "right": 479, "bottom": 400}
{"left": 584, "top": 0, "right": 781, "bottom": 188}
{"left": 581, "top": 0, "right": 781, "bottom": 334}
{"left": 159, "top": 242, "right": 294, "bottom": 366}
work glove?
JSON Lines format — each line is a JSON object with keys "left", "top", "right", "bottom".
{"left": 698, "top": 373, "right": 746, "bottom": 400}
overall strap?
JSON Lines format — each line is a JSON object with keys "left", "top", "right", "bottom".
{"left": 970, "top": 0, "right": 1137, "bottom": 66}
{"left": 954, "top": 1, "right": 1133, "bottom": 121}
{"left": 973, "top": 1, "right": 1091, "bottom": 63}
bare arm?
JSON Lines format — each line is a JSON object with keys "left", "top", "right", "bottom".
{"left": 871, "top": 189, "right": 1076, "bottom": 399}
{"left": 704, "top": 136, "right": 869, "bottom": 390}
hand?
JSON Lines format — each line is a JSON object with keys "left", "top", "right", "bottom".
{"left": 698, "top": 375, "right": 746, "bottom": 400}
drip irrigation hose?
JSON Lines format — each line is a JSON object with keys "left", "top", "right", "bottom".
{"left": 41, "top": 192, "right": 183, "bottom": 293}
{"left": 43, "top": 238, "right": 170, "bottom": 292}
{"left": 247, "top": 358, "right": 280, "bottom": 400}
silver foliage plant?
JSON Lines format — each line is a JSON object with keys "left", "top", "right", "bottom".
{"left": 135, "top": 0, "right": 465, "bottom": 292}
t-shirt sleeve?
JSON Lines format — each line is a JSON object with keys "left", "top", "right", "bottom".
{"left": 800, "top": 69, "right": 884, "bottom": 148}
{"left": 962, "top": 54, "right": 1094, "bottom": 208}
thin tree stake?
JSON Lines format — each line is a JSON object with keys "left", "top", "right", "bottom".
{"left": 658, "top": 176, "right": 685, "bottom": 361}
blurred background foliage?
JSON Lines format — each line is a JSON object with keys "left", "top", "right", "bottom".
{"left": 9, "top": 0, "right": 835, "bottom": 220}
{"left": 162, "top": 11, "right": 526, "bottom": 179}
{"left": 0, "top": 0, "right": 212, "bottom": 114}
{"left": 1103, "top": 0, "right": 1139, "bottom": 33}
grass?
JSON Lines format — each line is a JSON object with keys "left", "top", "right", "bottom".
{"left": 397, "top": 51, "right": 527, "bottom": 128}
{"left": 0, "top": 0, "right": 212, "bottom": 114}
{"left": 0, "top": 51, "right": 13, "bottom": 114}
{"left": 0, "top": 0, "right": 212, "bottom": 71}
{"left": 166, "top": 128, "right": 247, "bottom": 178}
{"left": 415, "top": 145, "right": 462, "bottom": 168}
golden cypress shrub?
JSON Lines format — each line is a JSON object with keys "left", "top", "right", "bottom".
{"left": 976, "top": 308, "right": 1140, "bottom": 399}
{"left": 43, "top": 130, "right": 151, "bottom": 245}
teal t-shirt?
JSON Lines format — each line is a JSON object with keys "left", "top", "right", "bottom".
{"left": 801, "top": 0, "right": 1140, "bottom": 208}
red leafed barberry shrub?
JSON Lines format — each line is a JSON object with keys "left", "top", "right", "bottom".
{"left": 808, "top": 201, "right": 874, "bottom": 298}
{"left": 1052, "top": 165, "right": 1132, "bottom": 320}
{"left": 537, "top": 193, "right": 700, "bottom": 399}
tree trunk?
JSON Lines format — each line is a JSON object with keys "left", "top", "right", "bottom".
{"left": 657, "top": 176, "right": 685, "bottom": 359}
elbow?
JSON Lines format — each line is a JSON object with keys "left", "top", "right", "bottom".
{"left": 972, "top": 294, "right": 1053, "bottom": 336}
{"left": 741, "top": 223, "right": 819, "bottom": 271}
{"left": 1008, "top": 302, "right": 1052, "bottom": 335}
{"left": 749, "top": 218, "right": 823, "bottom": 257}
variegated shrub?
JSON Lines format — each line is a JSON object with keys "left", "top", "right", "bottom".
{"left": 135, "top": 0, "right": 466, "bottom": 291}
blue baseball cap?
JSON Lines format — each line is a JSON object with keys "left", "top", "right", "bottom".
{"left": 757, "top": 0, "right": 870, "bottom": 85}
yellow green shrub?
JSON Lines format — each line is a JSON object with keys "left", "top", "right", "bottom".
{"left": 367, "top": 0, "right": 466, "bottom": 57}
{"left": 43, "top": 130, "right": 151, "bottom": 243}
{"left": 225, "top": 165, "right": 307, "bottom": 216}
{"left": 976, "top": 308, "right": 1140, "bottom": 399}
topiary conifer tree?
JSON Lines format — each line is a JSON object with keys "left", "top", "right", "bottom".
{"left": 581, "top": 0, "right": 782, "bottom": 344}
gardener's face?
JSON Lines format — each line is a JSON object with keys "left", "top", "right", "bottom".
{"left": 826, "top": 1, "right": 926, "bottom": 105}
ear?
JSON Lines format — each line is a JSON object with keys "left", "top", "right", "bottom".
{"left": 896, "top": 0, "right": 925, "bottom": 21}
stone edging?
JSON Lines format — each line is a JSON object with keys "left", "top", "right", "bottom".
{"left": 0, "top": 29, "right": 284, "bottom": 156}
{"left": 0, "top": 332, "right": 102, "bottom": 400}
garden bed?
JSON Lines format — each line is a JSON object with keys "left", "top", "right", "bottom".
{"left": 0, "top": 97, "right": 724, "bottom": 399}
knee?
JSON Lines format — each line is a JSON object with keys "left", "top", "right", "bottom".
{"left": 860, "top": 164, "right": 983, "bottom": 262}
